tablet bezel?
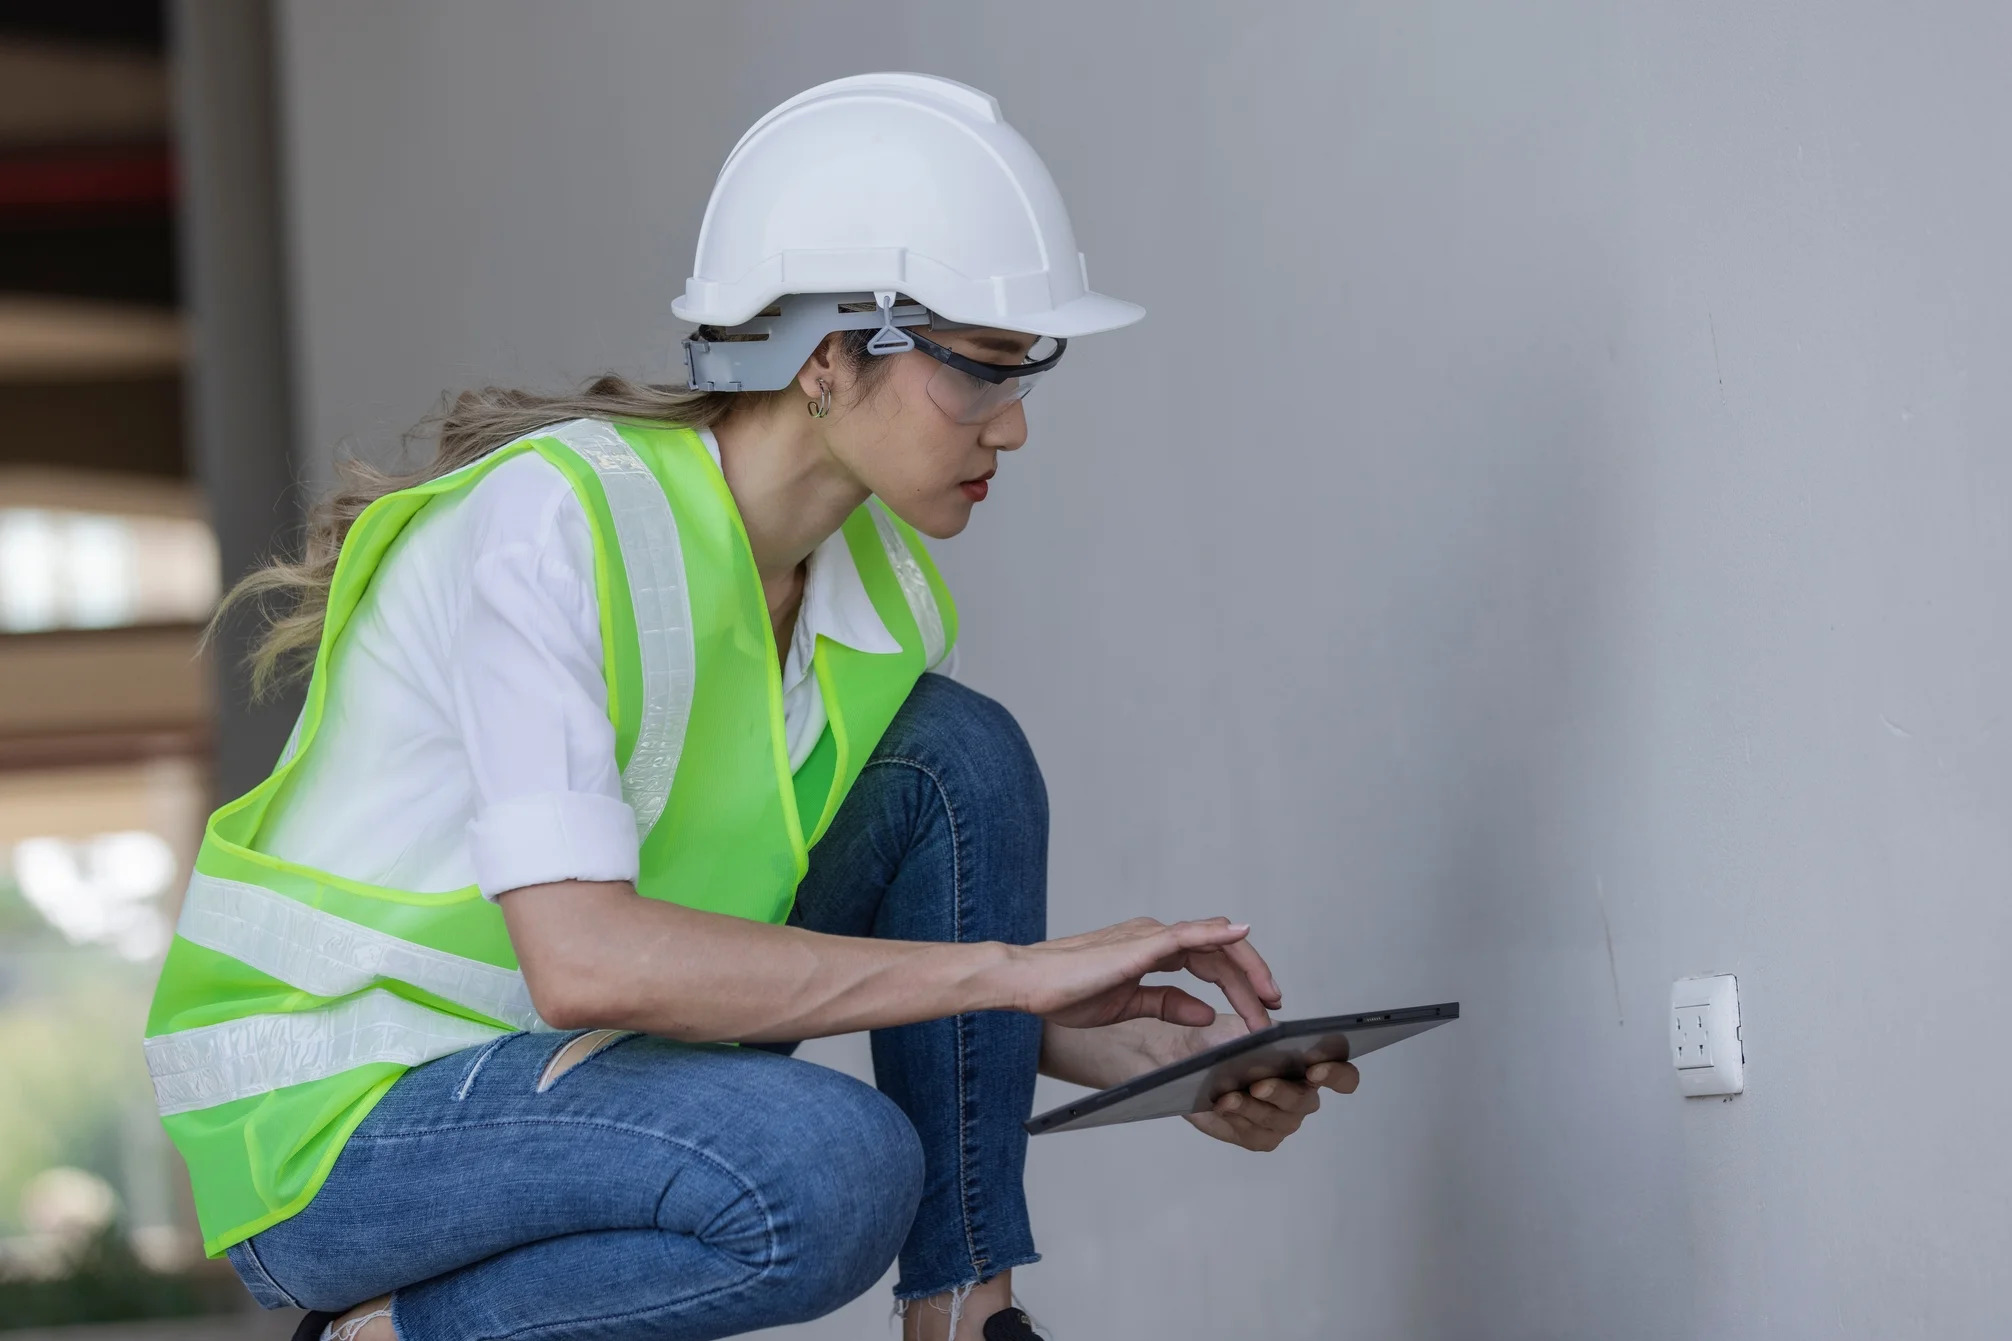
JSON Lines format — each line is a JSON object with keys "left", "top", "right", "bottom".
{"left": 1024, "top": 1002, "right": 1459, "bottom": 1135}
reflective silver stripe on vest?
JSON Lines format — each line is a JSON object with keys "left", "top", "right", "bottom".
{"left": 145, "top": 989, "right": 507, "bottom": 1116}
{"left": 276, "top": 705, "right": 305, "bottom": 768}
{"left": 867, "top": 500, "right": 947, "bottom": 669}
{"left": 174, "top": 872, "right": 548, "bottom": 1033}
{"left": 540, "top": 419, "right": 696, "bottom": 840}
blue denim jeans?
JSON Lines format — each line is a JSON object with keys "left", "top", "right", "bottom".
{"left": 227, "top": 675, "right": 1048, "bottom": 1339}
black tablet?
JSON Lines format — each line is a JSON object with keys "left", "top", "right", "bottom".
{"left": 1024, "top": 1002, "right": 1459, "bottom": 1135}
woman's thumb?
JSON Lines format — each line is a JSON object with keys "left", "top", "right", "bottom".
{"left": 1123, "top": 984, "right": 1219, "bottom": 1028}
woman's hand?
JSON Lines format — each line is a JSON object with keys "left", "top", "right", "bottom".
{"left": 1187, "top": 1066, "right": 1356, "bottom": 1151}
{"left": 1168, "top": 1014, "right": 1360, "bottom": 1152}
{"left": 1004, "top": 917, "right": 1283, "bottom": 1033}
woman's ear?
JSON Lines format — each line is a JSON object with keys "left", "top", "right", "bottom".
{"left": 794, "top": 332, "right": 843, "bottom": 400}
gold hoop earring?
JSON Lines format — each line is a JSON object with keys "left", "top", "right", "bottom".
{"left": 807, "top": 380, "right": 831, "bottom": 418}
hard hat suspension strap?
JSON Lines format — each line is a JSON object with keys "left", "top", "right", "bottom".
{"left": 866, "top": 290, "right": 918, "bottom": 356}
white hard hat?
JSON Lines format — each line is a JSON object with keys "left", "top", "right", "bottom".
{"left": 673, "top": 72, "right": 1143, "bottom": 350}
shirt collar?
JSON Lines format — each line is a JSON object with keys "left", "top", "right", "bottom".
{"left": 694, "top": 429, "right": 903, "bottom": 694}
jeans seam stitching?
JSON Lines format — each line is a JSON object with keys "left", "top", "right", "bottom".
{"left": 235, "top": 1235, "right": 300, "bottom": 1309}
{"left": 865, "top": 753, "right": 988, "bottom": 1276}
{"left": 348, "top": 1109, "right": 776, "bottom": 1223}
{"left": 470, "top": 1257, "right": 771, "bottom": 1340}
{"left": 350, "top": 1115, "right": 779, "bottom": 1267}
{"left": 890, "top": 1251, "right": 1042, "bottom": 1304}
{"left": 358, "top": 1116, "right": 780, "bottom": 1332}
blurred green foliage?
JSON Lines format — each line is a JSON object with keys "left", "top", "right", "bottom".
{"left": 0, "top": 1227, "right": 239, "bottom": 1329}
{"left": 0, "top": 873, "right": 165, "bottom": 1235}
{"left": 0, "top": 881, "right": 240, "bottom": 1328}
{"left": 0, "top": 884, "right": 157, "bottom": 1246}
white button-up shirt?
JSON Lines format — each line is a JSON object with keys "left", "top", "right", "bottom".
{"left": 260, "top": 428, "right": 937, "bottom": 900}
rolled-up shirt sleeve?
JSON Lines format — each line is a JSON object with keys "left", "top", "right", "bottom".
{"left": 452, "top": 464, "right": 638, "bottom": 899}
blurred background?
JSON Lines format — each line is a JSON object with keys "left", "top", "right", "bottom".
{"left": 3, "top": 2, "right": 2010, "bottom": 1338}
{"left": 0, "top": 1, "right": 246, "bottom": 1334}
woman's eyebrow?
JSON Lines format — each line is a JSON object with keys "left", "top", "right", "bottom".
{"left": 965, "top": 335, "right": 1033, "bottom": 356}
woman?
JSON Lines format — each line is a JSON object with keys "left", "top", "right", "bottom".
{"left": 146, "top": 74, "right": 1356, "bottom": 1341}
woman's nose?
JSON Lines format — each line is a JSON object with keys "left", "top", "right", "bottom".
{"left": 979, "top": 399, "right": 1029, "bottom": 451}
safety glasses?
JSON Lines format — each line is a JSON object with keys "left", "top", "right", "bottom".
{"left": 903, "top": 329, "right": 1067, "bottom": 425}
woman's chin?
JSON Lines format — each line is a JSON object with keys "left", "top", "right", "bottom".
{"left": 896, "top": 497, "right": 973, "bottom": 541}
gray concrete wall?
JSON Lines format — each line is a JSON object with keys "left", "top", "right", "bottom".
{"left": 270, "top": 3, "right": 2012, "bottom": 1336}
{"left": 172, "top": 0, "right": 305, "bottom": 799}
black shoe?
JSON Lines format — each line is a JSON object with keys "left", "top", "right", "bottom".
{"left": 983, "top": 1307, "right": 1045, "bottom": 1340}
{"left": 289, "top": 1311, "right": 336, "bottom": 1341}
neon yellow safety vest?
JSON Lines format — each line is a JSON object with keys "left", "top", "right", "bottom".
{"left": 143, "top": 419, "right": 957, "bottom": 1257}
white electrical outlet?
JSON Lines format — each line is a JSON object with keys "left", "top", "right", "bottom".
{"left": 1670, "top": 974, "right": 1743, "bottom": 1097}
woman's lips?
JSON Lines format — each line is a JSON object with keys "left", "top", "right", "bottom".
{"left": 960, "top": 470, "right": 995, "bottom": 502}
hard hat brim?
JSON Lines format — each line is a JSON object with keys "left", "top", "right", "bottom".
{"left": 963, "top": 289, "right": 1145, "bottom": 340}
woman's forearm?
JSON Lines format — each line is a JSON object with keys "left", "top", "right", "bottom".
{"left": 501, "top": 878, "right": 1019, "bottom": 1042}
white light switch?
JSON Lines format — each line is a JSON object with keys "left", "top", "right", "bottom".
{"left": 1670, "top": 974, "right": 1743, "bottom": 1097}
